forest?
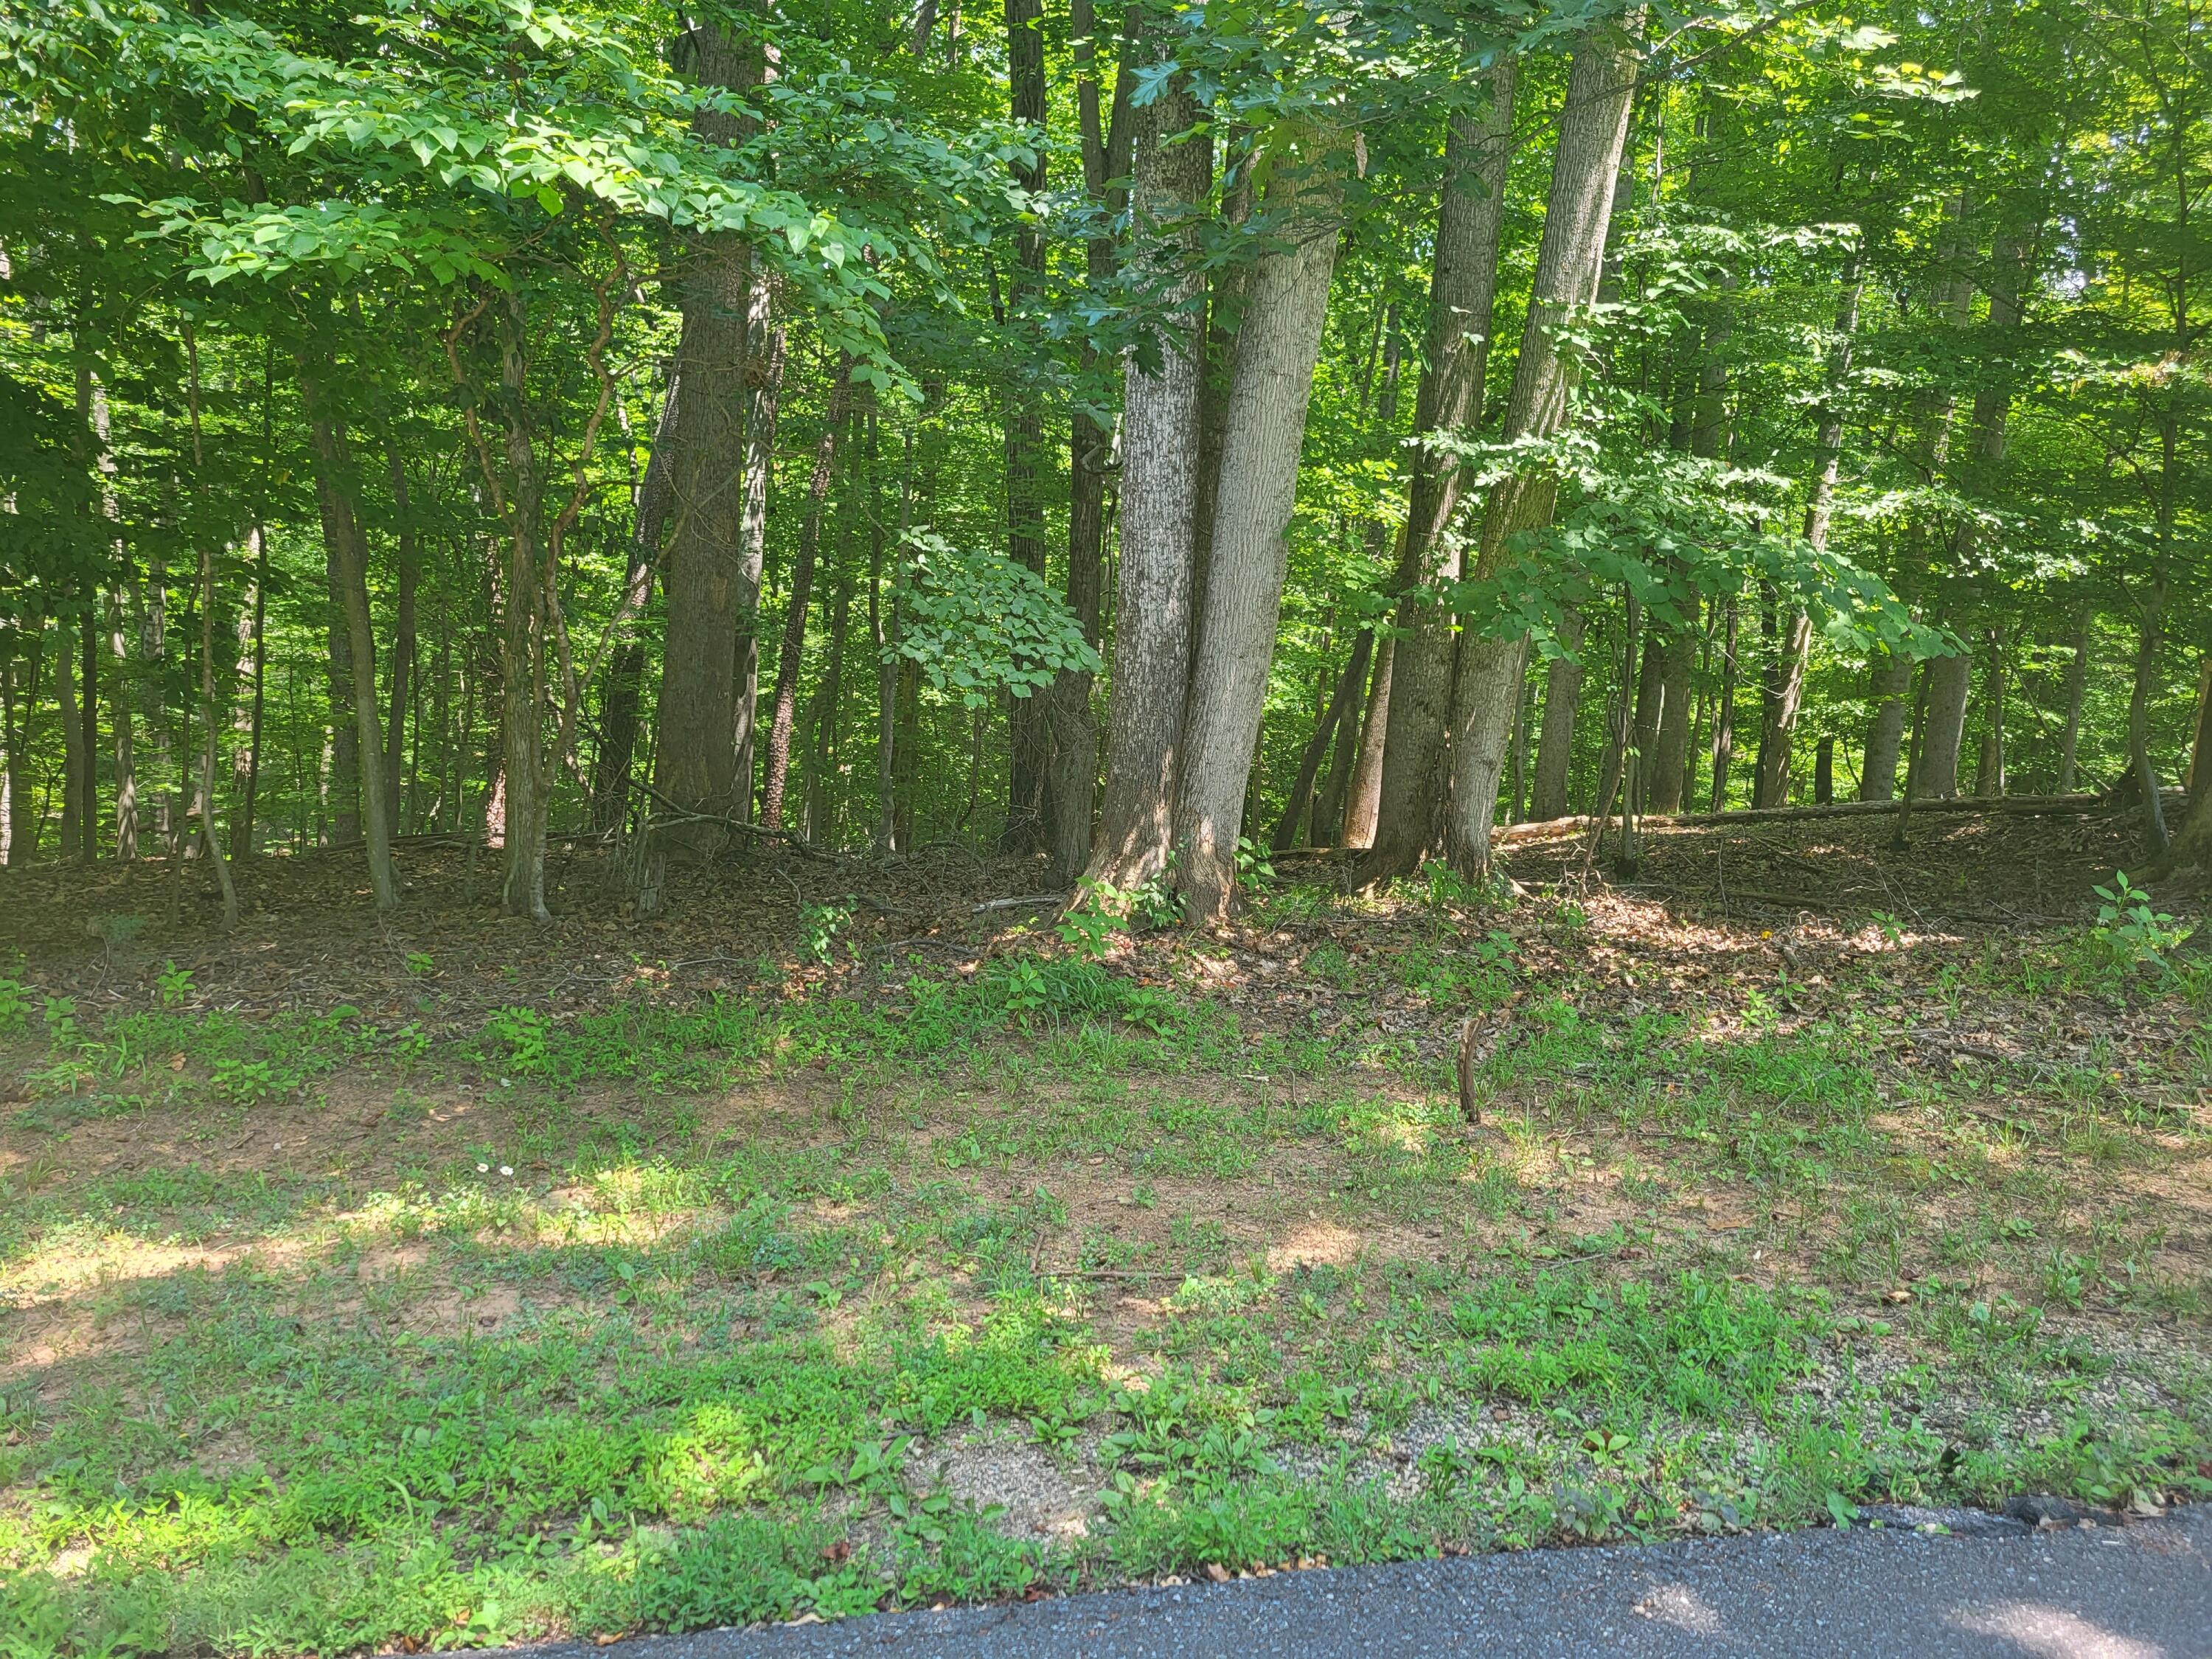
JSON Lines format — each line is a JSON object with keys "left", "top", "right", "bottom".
{"left": 0, "top": 0, "right": 2205, "bottom": 915}
{"left": 0, "top": 1, "right": 2209, "bottom": 1654}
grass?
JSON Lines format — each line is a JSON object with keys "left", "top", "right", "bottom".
{"left": 0, "top": 870, "right": 2207, "bottom": 1657}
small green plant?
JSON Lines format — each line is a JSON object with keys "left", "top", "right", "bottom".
{"left": 0, "top": 977, "right": 27, "bottom": 1034}
{"left": 42, "top": 995, "right": 81, "bottom": 1051}
{"left": 1056, "top": 882, "right": 1118, "bottom": 959}
{"left": 800, "top": 899, "right": 856, "bottom": 966}
{"left": 405, "top": 950, "right": 436, "bottom": 976}
{"left": 1234, "top": 836, "right": 1276, "bottom": 893}
{"left": 2090, "top": 873, "right": 2191, "bottom": 973}
{"left": 156, "top": 960, "right": 195, "bottom": 1009}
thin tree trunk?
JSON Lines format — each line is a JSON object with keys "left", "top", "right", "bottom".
{"left": 2181, "top": 657, "right": 2210, "bottom": 795}
{"left": 2056, "top": 617, "right": 2091, "bottom": 793}
{"left": 1339, "top": 631, "right": 1394, "bottom": 849}
{"left": 1891, "top": 661, "right": 1933, "bottom": 849}
{"left": 57, "top": 599, "right": 85, "bottom": 859}
{"left": 594, "top": 386, "right": 676, "bottom": 830}
{"left": 183, "top": 327, "right": 239, "bottom": 922}
{"left": 1311, "top": 636, "right": 1368, "bottom": 845}
{"left": 1002, "top": 0, "right": 1051, "bottom": 851}
{"left": 2126, "top": 580, "right": 2169, "bottom": 855}
{"left": 733, "top": 302, "right": 787, "bottom": 824}
{"left": 490, "top": 302, "right": 552, "bottom": 922}
{"left": 761, "top": 365, "right": 852, "bottom": 832}
{"left": 1444, "top": 16, "right": 1643, "bottom": 879}
{"left": 1363, "top": 59, "right": 1518, "bottom": 878}
{"left": 1532, "top": 608, "right": 1587, "bottom": 821}
{"left": 384, "top": 451, "right": 418, "bottom": 834}
{"left": 807, "top": 547, "right": 852, "bottom": 844}
{"left": 1088, "top": 77, "right": 1208, "bottom": 890}
{"left": 110, "top": 586, "right": 135, "bottom": 858}
{"left": 237, "top": 526, "right": 270, "bottom": 853}
{"left": 1272, "top": 630, "right": 1370, "bottom": 851}
{"left": 1044, "top": 0, "right": 1130, "bottom": 884}
{"left": 1973, "top": 636, "right": 2006, "bottom": 797}
{"left": 194, "top": 539, "right": 238, "bottom": 924}
{"left": 1174, "top": 142, "right": 1347, "bottom": 922}
{"left": 1708, "top": 599, "right": 1739, "bottom": 810}
{"left": 4, "top": 607, "right": 47, "bottom": 863}
{"left": 1754, "top": 237, "right": 1865, "bottom": 807}
{"left": 299, "top": 352, "right": 398, "bottom": 907}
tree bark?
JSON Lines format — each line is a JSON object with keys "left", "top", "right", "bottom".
{"left": 655, "top": 24, "right": 769, "bottom": 844}
{"left": 1339, "top": 630, "right": 1394, "bottom": 849}
{"left": 1973, "top": 636, "right": 2006, "bottom": 797}
{"left": 1919, "top": 652, "right": 1973, "bottom": 798}
{"left": 491, "top": 300, "right": 552, "bottom": 922}
{"left": 593, "top": 383, "right": 677, "bottom": 831}
{"left": 110, "top": 587, "right": 135, "bottom": 858}
{"left": 1860, "top": 645, "right": 1912, "bottom": 801}
{"left": 383, "top": 451, "right": 419, "bottom": 835}
{"left": 299, "top": 353, "right": 399, "bottom": 909}
{"left": 1175, "top": 144, "right": 1346, "bottom": 922}
{"left": 57, "top": 599, "right": 85, "bottom": 860}
{"left": 1753, "top": 240, "right": 1864, "bottom": 807}
{"left": 1362, "top": 59, "right": 1518, "bottom": 879}
{"left": 1272, "top": 630, "right": 1371, "bottom": 851}
{"left": 1087, "top": 78, "right": 1208, "bottom": 891}
{"left": 1707, "top": 597, "right": 1739, "bottom": 810}
{"left": 760, "top": 366, "right": 852, "bottom": 832}
{"left": 235, "top": 526, "right": 270, "bottom": 853}
{"left": 1443, "top": 18, "right": 1642, "bottom": 880}
{"left": 1531, "top": 608, "right": 1587, "bottom": 821}
{"left": 1001, "top": 0, "right": 1051, "bottom": 849}
{"left": 1043, "top": 0, "right": 1130, "bottom": 884}
{"left": 2056, "top": 618, "right": 2091, "bottom": 793}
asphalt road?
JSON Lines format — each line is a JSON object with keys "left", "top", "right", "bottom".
{"left": 526, "top": 1504, "right": 2211, "bottom": 1658}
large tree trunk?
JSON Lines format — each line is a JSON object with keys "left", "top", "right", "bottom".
{"left": 1087, "top": 79, "right": 1208, "bottom": 891}
{"left": 1860, "top": 645, "right": 1912, "bottom": 800}
{"left": 299, "top": 355, "right": 399, "bottom": 910}
{"left": 1174, "top": 144, "right": 1346, "bottom": 922}
{"left": 760, "top": 366, "right": 852, "bottom": 832}
{"left": 1531, "top": 608, "right": 1586, "bottom": 820}
{"left": 1360, "top": 60, "right": 1517, "bottom": 880}
{"left": 1443, "top": 18, "right": 1642, "bottom": 879}
{"left": 653, "top": 27, "right": 770, "bottom": 844}
{"left": 1919, "top": 653, "right": 1973, "bottom": 798}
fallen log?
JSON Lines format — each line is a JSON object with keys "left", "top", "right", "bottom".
{"left": 1494, "top": 788, "right": 2189, "bottom": 844}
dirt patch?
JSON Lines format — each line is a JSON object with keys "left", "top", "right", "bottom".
{"left": 917, "top": 1426, "right": 1103, "bottom": 1540}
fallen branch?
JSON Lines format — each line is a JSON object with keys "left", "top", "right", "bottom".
{"left": 973, "top": 892, "right": 1066, "bottom": 915}
{"left": 626, "top": 779, "right": 841, "bottom": 862}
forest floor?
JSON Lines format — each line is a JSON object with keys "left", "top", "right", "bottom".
{"left": 0, "top": 807, "right": 2207, "bottom": 1656}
